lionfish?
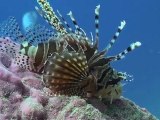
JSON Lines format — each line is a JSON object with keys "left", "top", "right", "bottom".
{"left": 0, "top": 0, "right": 141, "bottom": 102}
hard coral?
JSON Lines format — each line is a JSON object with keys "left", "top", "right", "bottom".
{"left": 0, "top": 37, "right": 158, "bottom": 120}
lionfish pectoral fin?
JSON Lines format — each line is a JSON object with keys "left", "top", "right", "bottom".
{"left": 43, "top": 48, "right": 90, "bottom": 96}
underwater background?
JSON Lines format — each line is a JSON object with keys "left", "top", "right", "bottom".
{"left": 0, "top": 0, "right": 159, "bottom": 118}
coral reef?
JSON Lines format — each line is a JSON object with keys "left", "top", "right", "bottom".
{"left": 0, "top": 47, "right": 158, "bottom": 120}
{"left": 0, "top": 0, "right": 157, "bottom": 119}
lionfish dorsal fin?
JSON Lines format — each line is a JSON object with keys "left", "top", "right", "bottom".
{"left": 85, "top": 4, "right": 100, "bottom": 53}
{"left": 94, "top": 5, "right": 100, "bottom": 48}
{"left": 57, "top": 10, "right": 74, "bottom": 33}
{"left": 43, "top": 48, "right": 89, "bottom": 96}
{"left": 67, "top": 11, "right": 84, "bottom": 36}
{"left": 105, "top": 21, "right": 126, "bottom": 52}
{"left": 36, "top": 0, "right": 67, "bottom": 34}
{"left": 113, "top": 41, "right": 141, "bottom": 61}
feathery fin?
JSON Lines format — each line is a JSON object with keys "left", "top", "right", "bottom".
{"left": 36, "top": 0, "right": 67, "bottom": 34}
{"left": 0, "top": 17, "right": 25, "bottom": 43}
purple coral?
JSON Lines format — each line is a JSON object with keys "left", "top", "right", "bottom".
{"left": 0, "top": 37, "right": 157, "bottom": 120}
{"left": 0, "top": 38, "right": 105, "bottom": 119}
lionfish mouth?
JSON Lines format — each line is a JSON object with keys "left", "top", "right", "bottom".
{"left": 0, "top": 0, "right": 141, "bottom": 100}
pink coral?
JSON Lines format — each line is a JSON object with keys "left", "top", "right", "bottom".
{"left": 0, "top": 37, "right": 157, "bottom": 120}
{"left": 20, "top": 97, "right": 46, "bottom": 120}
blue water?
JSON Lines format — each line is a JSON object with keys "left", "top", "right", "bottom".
{"left": 0, "top": 0, "right": 159, "bottom": 118}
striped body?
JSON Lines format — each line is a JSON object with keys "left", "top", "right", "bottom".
{"left": 20, "top": 38, "right": 57, "bottom": 72}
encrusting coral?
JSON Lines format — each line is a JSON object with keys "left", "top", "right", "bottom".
{"left": 0, "top": 49, "right": 158, "bottom": 120}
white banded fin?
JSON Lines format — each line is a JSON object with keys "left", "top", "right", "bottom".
{"left": 67, "top": 11, "right": 84, "bottom": 36}
{"left": 94, "top": 5, "right": 100, "bottom": 46}
{"left": 106, "top": 20, "right": 126, "bottom": 52}
{"left": 57, "top": 10, "right": 74, "bottom": 33}
{"left": 113, "top": 41, "right": 142, "bottom": 61}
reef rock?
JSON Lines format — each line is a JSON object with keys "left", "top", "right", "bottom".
{"left": 0, "top": 50, "right": 158, "bottom": 120}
